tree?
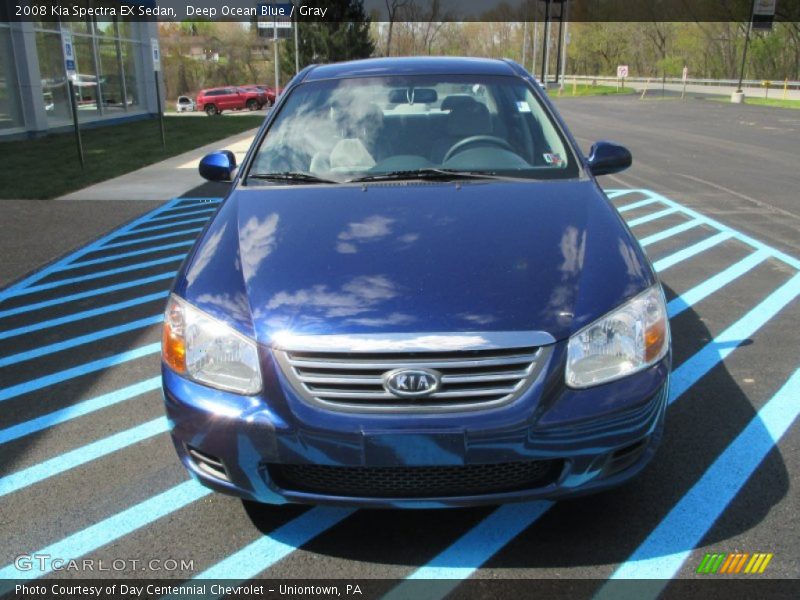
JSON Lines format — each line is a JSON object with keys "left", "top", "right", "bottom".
{"left": 385, "top": 0, "right": 410, "bottom": 56}
{"left": 282, "top": 0, "right": 375, "bottom": 75}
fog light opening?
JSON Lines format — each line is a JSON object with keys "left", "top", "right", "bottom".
{"left": 186, "top": 445, "right": 230, "bottom": 482}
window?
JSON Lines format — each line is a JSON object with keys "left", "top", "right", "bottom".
{"left": 0, "top": 26, "right": 24, "bottom": 130}
{"left": 250, "top": 74, "right": 578, "bottom": 182}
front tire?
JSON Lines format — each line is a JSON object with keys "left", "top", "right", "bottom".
{"left": 205, "top": 104, "right": 219, "bottom": 116}
{"left": 246, "top": 99, "right": 258, "bottom": 111}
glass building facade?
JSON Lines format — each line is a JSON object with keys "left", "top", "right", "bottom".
{"left": 0, "top": 11, "right": 159, "bottom": 137}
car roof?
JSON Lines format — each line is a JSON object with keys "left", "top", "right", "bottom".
{"left": 303, "top": 57, "right": 519, "bottom": 82}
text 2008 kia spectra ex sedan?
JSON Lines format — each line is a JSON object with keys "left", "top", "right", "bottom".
{"left": 161, "top": 57, "right": 671, "bottom": 508}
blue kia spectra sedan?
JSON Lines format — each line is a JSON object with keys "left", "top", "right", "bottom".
{"left": 161, "top": 57, "right": 671, "bottom": 508}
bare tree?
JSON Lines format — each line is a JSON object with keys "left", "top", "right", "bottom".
{"left": 385, "top": 0, "right": 410, "bottom": 57}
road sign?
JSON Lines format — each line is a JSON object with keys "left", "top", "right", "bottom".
{"left": 682, "top": 66, "right": 688, "bottom": 82}
{"left": 61, "top": 31, "right": 76, "bottom": 81}
{"left": 617, "top": 65, "right": 629, "bottom": 79}
{"left": 257, "top": 18, "right": 293, "bottom": 39}
{"left": 752, "top": 0, "right": 776, "bottom": 31}
{"left": 151, "top": 38, "right": 161, "bottom": 71}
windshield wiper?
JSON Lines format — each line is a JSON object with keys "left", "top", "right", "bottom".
{"left": 248, "top": 172, "right": 338, "bottom": 184}
{"left": 349, "top": 168, "right": 515, "bottom": 183}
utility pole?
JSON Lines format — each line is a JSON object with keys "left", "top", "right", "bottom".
{"left": 273, "top": 22, "right": 280, "bottom": 90}
{"left": 294, "top": 10, "right": 299, "bottom": 74}
{"left": 541, "top": 0, "right": 550, "bottom": 85}
{"left": 736, "top": 0, "right": 756, "bottom": 94}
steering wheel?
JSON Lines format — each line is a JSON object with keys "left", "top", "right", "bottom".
{"left": 443, "top": 135, "right": 516, "bottom": 163}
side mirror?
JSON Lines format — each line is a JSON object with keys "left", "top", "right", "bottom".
{"left": 586, "top": 141, "right": 632, "bottom": 176}
{"left": 199, "top": 150, "right": 237, "bottom": 182}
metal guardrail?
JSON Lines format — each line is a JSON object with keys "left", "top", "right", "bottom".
{"left": 562, "top": 74, "right": 800, "bottom": 90}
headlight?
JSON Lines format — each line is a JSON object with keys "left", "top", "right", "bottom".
{"left": 566, "top": 284, "right": 669, "bottom": 388}
{"left": 162, "top": 294, "right": 262, "bottom": 394}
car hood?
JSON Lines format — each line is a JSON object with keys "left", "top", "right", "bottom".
{"left": 177, "top": 180, "right": 655, "bottom": 345}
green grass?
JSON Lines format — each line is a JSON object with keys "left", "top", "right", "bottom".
{"left": 0, "top": 114, "right": 264, "bottom": 199}
{"left": 549, "top": 83, "right": 637, "bottom": 98}
{"left": 708, "top": 95, "right": 800, "bottom": 110}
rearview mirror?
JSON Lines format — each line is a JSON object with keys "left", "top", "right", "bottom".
{"left": 586, "top": 141, "right": 632, "bottom": 176}
{"left": 388, "top": 87, "right": 438, "bottom": 104}
{"left": 199, "top": 150, "right": 237, "bottom": 182}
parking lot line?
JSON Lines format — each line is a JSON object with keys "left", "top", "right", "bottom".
{"left": 652, "top": 232, "right": 732, "bottom": 272}
{"left": 617, "top": 197, "right": 660, "bottom": 213}
{"left": 0, "top": 417, "right": 166, "bottom": 497}
{"left": 10, "top": 255, "right": 186, "bottom": 297}
{"left": 0, "top": 479, "right": 211, "bottom": 580}
{"left": 130, "top": 217, "right": 212, "bottom": 235}
{"left": 668, "top": 272, "right": 800, "bottom": 403}
{"left": 0, "top": 291, "right": 166, "bottom": 340}
{"left": 188, "top": 507, "right": 356, "bottom": 582}
{"left": 629, "top": 190, "right": 800, "bottom": 271}
{"left": 598, "top": 368, "right": 800, "bottom": 591}
{"left": 146, "top": 207, "right": 217, "bottom": 222}
{"left": 626, "top": 207, "right": 679, "bottom": 227}
{"left": 64, "top": 240, "right": 195, "bottom": 270}
{"left": 0, "top": 272, "right": 176, "bottom": 320}
{"left": 0, "top": 343, "right": 160, "bottom": 403}
{"left": 0, "top": 198, "right": 185, "bottom": 304}
{"left": 639, "top": 219, "right": 703, "bottom": 247}
{"left": 0, "top": 377, "right": 161, "bottom": 445}
{"left": 384, "top": 501, "right": 553, "bottom": 600}
{"left": 0, "top": 315, "right": 162, "bottom": 368}
{"left": 667, "top": 250, "right": 771, "bottom": 318}
{"left": 101, "top": 228, "right": 204, "bottom": 250}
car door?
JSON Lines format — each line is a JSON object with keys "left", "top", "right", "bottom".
{"left": 224, "top": 88, "right": 242, "bottom": 110}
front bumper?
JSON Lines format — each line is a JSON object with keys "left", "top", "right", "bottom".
{"left": 163, "top": 342, "right": 670, "bottom": 508}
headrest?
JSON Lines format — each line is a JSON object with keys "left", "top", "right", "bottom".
{"left": 441, "top": 95, "right": 476, "bottom": 111}
{"left": 446, "top": 99, "right": 492, "bottom": 136}
{"left": 329, "top": 138, "right": 376, "bottom": 172}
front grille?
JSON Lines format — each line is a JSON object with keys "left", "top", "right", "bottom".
{"left": 270, "top": 460, "right": 562, "bottom": 498}
{"left": 273, "top": 342, "right": 548, "bottom": 412}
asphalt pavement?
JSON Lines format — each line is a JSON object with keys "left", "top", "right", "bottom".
{"left": 0, "top": 96, "right": 798, "bottom": 598}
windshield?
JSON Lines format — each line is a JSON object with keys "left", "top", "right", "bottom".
{"left": 248, "top": 74, "right": 579, "bottom": 183}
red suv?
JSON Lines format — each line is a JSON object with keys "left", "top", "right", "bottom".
{"left": 250, "top": 85, "right": 284, "bottom": 106}
{"left": 196, "top": 87, "right": 265, "bottom": 116}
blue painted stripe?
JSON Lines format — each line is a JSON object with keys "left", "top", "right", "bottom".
{"left": 0, "top": 377, "right": 161, "bottom": 445}
{"left": 617, "top": 198, "right": 660, "bottom": 213}
{"left": 0, "top": 199, "right": 182, "bottom": 303}
{"left": 191, "top": 507, "right": 356, "bottom": 580}
{"left": 652, "top": 232, "right": 732, "bottom": 272}
{"left": 0, "top": 479, "right": 210, "bottom": 580}
{"left": 384, "top": 502, "right": 553, "bottom": 600}
{"left": 0, "top": 315, "right": 162, "bottom": 368}
{"left": 606, "top": 189, "right": 639, "bottom": 200}
{"left": 129, "top": 216, "right": 211, "bottom": 235}
{"left": 0, "top": 272, "right": 175, "bottom": 320}
{"left": 0, "top": 343, "right": 160, "bottom": 403}
{"left": 63, "top": 241, "right": 194, "bottom": 270}
{"left": 0, "top": 291, "right": 166, "bottom": 341}
{"left": 0, "top": 417, "right": 167, "bottom": 497}
{"left": 100, "top": 228, "right": 203, "bottom": 250}
{"left": 407, "top": 501, "right": 551, "bottom": 579}
{"left": 668, "top": 272, "right": 800, "bottom": 404}
{"left": 626, "top": 207, "right": 679, "bottom": 227}
{"left": 146, "top": 207, "right": 217, "bottom": 222}
{"left": 639, "top": 190, "right": 800, "bottom": 271}
{"left": 640, "top": 219, "right": 704, "bottom": 247}
{"left": 8, "top": 255, "right": 185, "bottom": 297}
{"left": 667, "top": 250, "right": 770, "bottom": 318}
{"left": 600, "top": 368, "right": 800, "bottom": 590}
